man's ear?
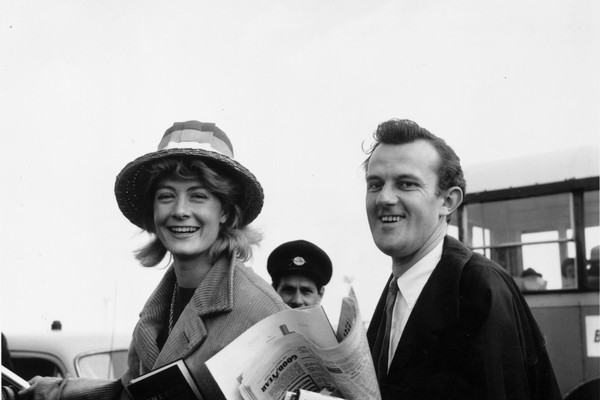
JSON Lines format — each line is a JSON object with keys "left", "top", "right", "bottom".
{"left": 440, "top": 186, "right": 463, "bottom": 217}
{"left": 318, "top": 286, "right": 325, "bottom": 298}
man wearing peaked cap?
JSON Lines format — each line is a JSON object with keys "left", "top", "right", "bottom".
{"left": 267, "top": 240, "right": 333, "bottom": 308}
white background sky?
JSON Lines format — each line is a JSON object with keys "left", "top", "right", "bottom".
{"left": 1, "top": 0, "right": 598, "bottom": 337}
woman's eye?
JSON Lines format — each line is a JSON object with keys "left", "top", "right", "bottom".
{"left": 191, "top": 192, "right": 208, "bottom": 200}
{"left": 156, "top": 192, "right": 174, "bottom": 201}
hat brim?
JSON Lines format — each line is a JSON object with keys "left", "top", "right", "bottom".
{"left": 114, "top": 148, "right": 264, "bottom": 229}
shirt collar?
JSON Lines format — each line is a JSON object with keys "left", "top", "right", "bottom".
{"left": 396, "top": 239, "right": 444, "bottom": 308}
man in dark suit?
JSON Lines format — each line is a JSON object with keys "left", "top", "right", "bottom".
{"left": 364, "top": 119, "right": 561, "bottom": 400}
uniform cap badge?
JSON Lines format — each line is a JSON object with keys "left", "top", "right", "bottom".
{"left": 292, "top": 256, "right": 306, "bottom": 266}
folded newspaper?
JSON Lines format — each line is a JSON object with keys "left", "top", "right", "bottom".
{"left": 206, "top": 289, "right": 381, "bottom": 400}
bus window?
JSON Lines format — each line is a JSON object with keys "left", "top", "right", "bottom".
{"left": 584, "top": 190, "right": 599, "bottom": 289}
{"left": 461, "top": 192, "right": 576, "bottom": 292}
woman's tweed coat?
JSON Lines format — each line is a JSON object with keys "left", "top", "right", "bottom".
{"left": 29, "top": 256, "right": 287, "bottom": 399}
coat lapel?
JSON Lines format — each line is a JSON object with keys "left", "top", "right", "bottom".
{"left": 133, "top": 268, "right": 176, "bottom": 372}
{"left": 386, "top": 236, "right": 472, "bottom": 378}
{"left": 154, "top": 256, "right": 235, "bottom": 368}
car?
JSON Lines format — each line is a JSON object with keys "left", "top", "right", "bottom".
{"left": 2, "top": 324, "right": 130, "bottom": 382}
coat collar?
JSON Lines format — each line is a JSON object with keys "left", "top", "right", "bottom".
{"left": 133, "top": 256, "right": 236, "bottom": 370}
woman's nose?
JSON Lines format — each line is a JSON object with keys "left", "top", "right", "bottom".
{"left": 172, "top": 198, "right": 190, "bottom": 218}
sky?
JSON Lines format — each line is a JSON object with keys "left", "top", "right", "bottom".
{"left": 1, "top": 0, "right": 598, "bottom": 337}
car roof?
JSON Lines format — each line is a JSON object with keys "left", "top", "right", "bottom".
{"left": 4, "top": 330, "right": 131, "bottom": 363}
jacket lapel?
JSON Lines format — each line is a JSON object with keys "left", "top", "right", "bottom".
{"left": 386, "top": 236, "right": 472, "bottom": 378}
{"left": 367, "top": 274, "right": 395, "bottom": 379}
{"left": 154, "top": 256, "right": 235, "bottom": 368}
{"left": 133, "top": 268, "right": 177, "bottom": 372}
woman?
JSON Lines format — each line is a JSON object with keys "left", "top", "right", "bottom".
{"left": 21, "top": 121, "right": 287, "bottom": 399}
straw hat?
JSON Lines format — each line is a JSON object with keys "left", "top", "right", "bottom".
{"left": 115, "top": 121, "right": 263, "bottom": 229}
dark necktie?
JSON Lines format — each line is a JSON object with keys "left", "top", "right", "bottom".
{"left": 378, "top": 276, "right": 399, "bottom": 376}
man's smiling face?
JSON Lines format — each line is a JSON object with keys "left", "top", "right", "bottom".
{"left": 365, "top": 140, "right": 447, "bottom": 265}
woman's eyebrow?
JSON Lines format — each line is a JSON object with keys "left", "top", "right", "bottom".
{"left": 155, "top": 184, "right": 175, "bottom": 190}
{"left": 187, "top": 185, "right": 206, "bottom": 192}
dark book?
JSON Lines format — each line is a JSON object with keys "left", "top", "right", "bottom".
{"left": 126, "top": 359, "right": 202, "bottom": 400}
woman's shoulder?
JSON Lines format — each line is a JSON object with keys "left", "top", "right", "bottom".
{"left": 232, "top": 262, "right": 287, "bottom": 311}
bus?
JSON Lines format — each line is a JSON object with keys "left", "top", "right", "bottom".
{"left": 450, "top": 145, "right": 599, "bottom": 400}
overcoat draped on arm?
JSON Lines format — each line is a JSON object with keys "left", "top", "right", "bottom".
{"left": 367, "top": 236, "right": 561, "bottom": 400}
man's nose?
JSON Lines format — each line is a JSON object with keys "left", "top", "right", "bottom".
{"left": 290, "top": 291, "right": 304, "bottom": 307}
{"left": 377, "top": 183, "right": 398, "bottom": 206}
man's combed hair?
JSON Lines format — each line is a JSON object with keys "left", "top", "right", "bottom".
{"left": 363, "top": 119, "right": 467, "bottom": 221}
{"left": 134, "top": 157, "right": 261, "bottom": 267}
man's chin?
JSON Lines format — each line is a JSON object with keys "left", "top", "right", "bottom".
{"left": 374, "top": 240, "right": 402, "bottom": 257}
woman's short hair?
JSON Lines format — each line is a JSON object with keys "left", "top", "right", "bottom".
{"left": 135, "top": 157, "right": 261, "bottom": 267}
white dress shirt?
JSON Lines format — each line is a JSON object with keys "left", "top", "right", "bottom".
{"left": 388, "top": 239, "right": 444, "bottom": 369}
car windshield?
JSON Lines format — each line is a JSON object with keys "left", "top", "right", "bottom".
{"left": 76, "top": 350, "right": 129, "bottom": 379}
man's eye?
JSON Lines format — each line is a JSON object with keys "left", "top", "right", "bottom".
{"left": 366, "top": 181, "right": 382, "bottom": 191}
{"left": 398, "top": 181, "right": 417, "bottom": 189}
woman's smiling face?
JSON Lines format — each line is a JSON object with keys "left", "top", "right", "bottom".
{"left": 153, "top": 178, "right": 226, "bottom": 263}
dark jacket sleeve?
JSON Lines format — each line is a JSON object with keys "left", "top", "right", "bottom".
{"left": 458, "top": 254, "right": 562, "bottom": 400}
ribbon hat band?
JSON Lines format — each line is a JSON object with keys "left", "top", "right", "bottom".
{"left": 157, "top": 128, "right": 234, "bottom": 158}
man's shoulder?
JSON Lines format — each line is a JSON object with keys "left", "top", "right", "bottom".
{"left": 439, "top": 237, "right": 518, "bottom": 299}
{"left": 441, "top": 236, "right": 511, "bottom": 280}
{"left": 457, "top": 251, "right": 524, "bottom": 318}
{"left": 463, "top": 251, "right": 512, "bottom": 282}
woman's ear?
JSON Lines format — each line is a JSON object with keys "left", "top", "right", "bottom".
{"left": 220, "top": 212, "right": 228, "bottom": 224}
{"left": 440, "top": 186, "right": 463, "bottom": 217}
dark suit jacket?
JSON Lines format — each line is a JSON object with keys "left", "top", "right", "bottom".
{"left": 367, "top": 236, "right": 561, "bottom": 400}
